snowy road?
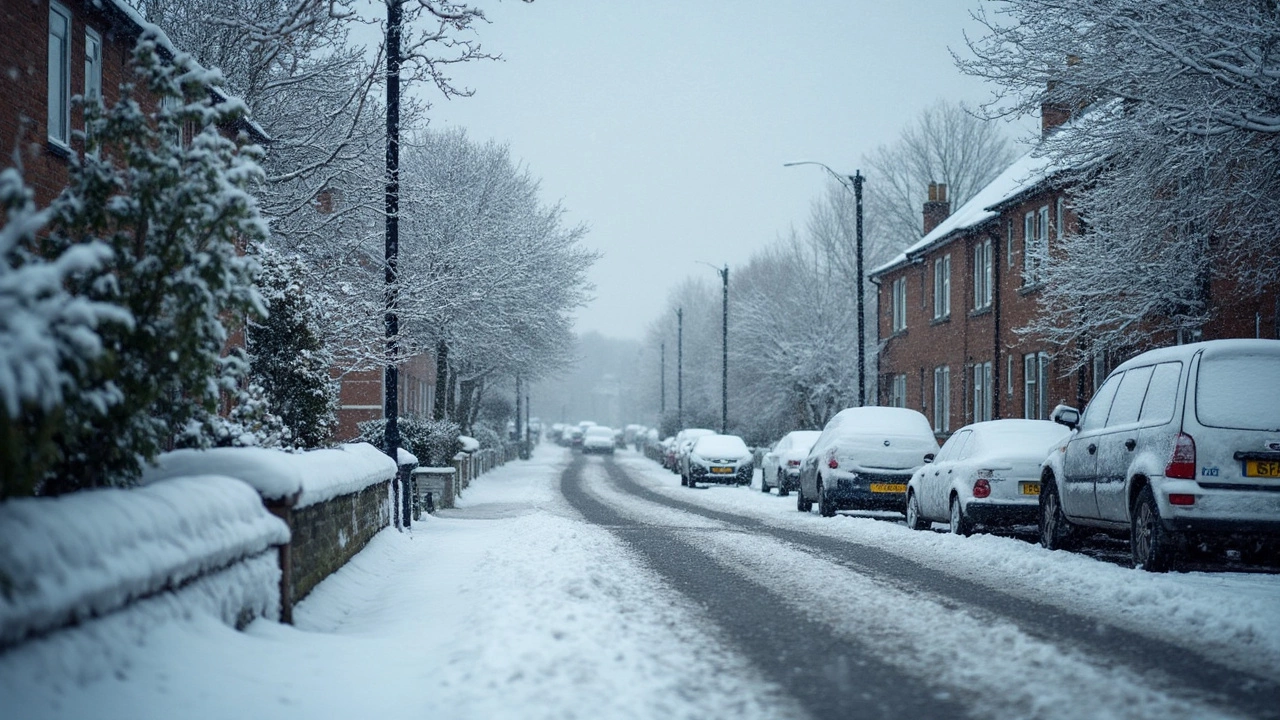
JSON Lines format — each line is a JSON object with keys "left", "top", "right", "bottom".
{"left": 6, "top": 444, "right": 1279, "bottom": 719}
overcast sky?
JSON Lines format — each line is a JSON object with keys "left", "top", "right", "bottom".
{"left": 418, "top": 0, "right": 1018, "bottom": 341}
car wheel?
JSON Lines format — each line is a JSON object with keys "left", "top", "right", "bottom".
{"left": 1132, "top": 484, "right": 1178, "bottom": 572}
{"left": 906, "top": 491, "right": 928, "bottom": 531}
{"left": 777, "top": 471, "right": 789, "bottom": 497}
{"left": 797, "top": 484, "right": 812, "bottom": 512}
{"left": 948, "top": 495, "right": 972, "bottom": 537}
{"left": 818, "top": 480, "right": 836, "bottom": 517}
{"left": 1039, "top": 475, "right": 1078, "bottom": 550}
{"left": 761, "top": 473, "right": 770, "bottom": 493}
{"left": 680, "top": 473, "right": 688, "bottom": 487}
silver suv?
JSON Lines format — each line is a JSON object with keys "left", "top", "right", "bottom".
{"left": 1040, "top": 339, "right": 1280, "bottom": 570}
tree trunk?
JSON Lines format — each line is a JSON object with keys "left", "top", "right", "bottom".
{"left": 457, "top": 377, "right": 476, "bottom": 435}
{"left": 446, "top": 370, "right": 457, "bottom": 421}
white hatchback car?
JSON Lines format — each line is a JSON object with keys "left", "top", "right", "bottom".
{"left": 761, "top": 430, "right": 822, "bottom": 496}
{"left": 581, "top": 426, "right": 616, "bottom": 455}
{"left": 1040, "top": 339, "right": 1280, "bottom": 570}
{"left": 906, "top": 420, "right": 1070, "bottom": 535}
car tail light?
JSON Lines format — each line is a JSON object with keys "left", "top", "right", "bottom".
{"left": 787, "top": 460, "right": 800, "bottom": 467}
{"left": 1168, "top": 493, "right": 1196, "bottom": 506}
{"left": 827, "top": 456, "right": 839, "bottom": 470}
{"left": 973, "top": 478, "right": 991, "bottom": 499}
{"left": 1165, "top": 432, "right": 1196, "bottom": 480}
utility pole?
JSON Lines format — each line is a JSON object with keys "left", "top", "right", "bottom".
{"left": 719, "top": 264, "right": 728, "bottom": 434}
{"left": 854, "top": 170, "right": 865, "bottom": 407}
{"left": 676, "top": 308, "right": 684, "bottom": 429}
{"left": 660, "top": 342, "right": 666, "bottom": 417}
{"left": 382, "top": 0, "right": 402, "bottom": 461}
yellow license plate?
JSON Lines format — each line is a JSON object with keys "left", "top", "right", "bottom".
{"left": 710, "top": 466, "right": 734, "bottom": 474}
{"left": 1244, "top": 460, "right": 1280, "bottom": 477}
{"left": 1021, "top": 482, "right": 1041, "bottom": 495}
{"left": 869, "top": 483, "right": 906, "bottom": 493}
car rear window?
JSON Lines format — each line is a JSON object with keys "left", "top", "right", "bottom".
{"left": 1196, "top": 354, "right": 1280, "bottom": 431}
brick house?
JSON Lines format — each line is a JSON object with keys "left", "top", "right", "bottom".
{"left": 332, "top": 353, "right": 436, "bottom": 442}
{"left": 870, "top": 108, "right": 1280, "bottom": 441}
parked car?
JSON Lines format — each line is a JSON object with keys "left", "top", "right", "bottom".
{"left": 686, "top": 434, "right": 753, "bottom": 487}
{"left": 905, "top": 420, "right": 1071, "bottom": 535}
{"left": 582, "top": 426, "right": 616, "bottom": 455}
{"left": 566, "top": 427, "right": 584, "bottom": 451}
{"left": 674, "top": 428, "right": 715, "bottom": 484}
{"left": 761, "top": 430, "right": 823, "bottom": 496}
{"left": 660, "top": 437, "right": 678, "bottom": 471}
{"left": 798, "top": 407, "right": 939, "bottom": 517}
{"left": 1039, "top": 339, "right": 1280, "bottom": 571}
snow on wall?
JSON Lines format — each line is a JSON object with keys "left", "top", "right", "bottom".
{"left": 0, "top": 477, "right": 288, "bottom": 647}
{"left": 142, "top": 442, "right": 397, "bottom": 509}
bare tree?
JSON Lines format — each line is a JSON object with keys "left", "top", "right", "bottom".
{"left": 960, "top": 0, "right": 1280, "bottom": 365}
{"left": 863, "top": 99, "right": 1018, "bottom": 253}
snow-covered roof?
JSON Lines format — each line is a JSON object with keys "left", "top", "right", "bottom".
{"left": 870, "top": 147, "right": 1060, "bottom": 277}
{"left": 94, "top": 0, "right": 270, "bottom": 143}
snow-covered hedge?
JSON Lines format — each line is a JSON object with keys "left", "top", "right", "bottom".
{"left": 142, "top": 442, "right": 396, "bottom": 509}
{"left": 0, "top": 476, "right": 288, "bottom": 647}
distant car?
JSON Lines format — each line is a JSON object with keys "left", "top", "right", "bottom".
{"left": 566, "top": 427, "right": 584, "bottom": 450}
{"left": 905, "top": 420, "right": 1070, "bottom": 535}
{"left": 761, "top": 430, "right": 823, "bottom": 496}
{"left": 1039, "top": 339, "right": 1280, "bottom": 571}
{"left": 686, "top": 434, "right": 753, "bottom": 487}
{"left": 582, "top": 426, "right": 616, "bottom": 455}
{"left": 675, "top": 428, "right": 716, "bottom": 485}
{"left": 798, "top": 407, "right": 939, "bottom": 517}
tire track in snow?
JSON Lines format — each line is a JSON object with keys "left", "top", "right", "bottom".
{"left": 591, "top": 455, "right": 1277, "bottom": 720}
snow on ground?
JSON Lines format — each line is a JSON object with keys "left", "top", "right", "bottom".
{"left": 614, "top": 453, "right": 1280, "bottom": 679}
{"left": 579, "top": 461, "right": 1236, "bottom": 720}
{"left": 1, "top": 444, "right": 801, "bottom": 720}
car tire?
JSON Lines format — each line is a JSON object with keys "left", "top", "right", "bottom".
{"left": 949, "top": 495, "right": 972, "bottom": 537}
{"left": 1132, "top": 484, "right": 1178, "bottom": 572}
{"left": 761, "top": 474, "right": 770, "bottom": 493}
{"left": 777, "top": 471, "right": 789, "bottom": 497}
{"left": 1039, "top": 475, "right": 1078, "bottom": 550}
{"left": 797, "top": 484, "right": 812, "bottom": 512}
{"left": 818, "top": 480, "right": 836, "bottom": 517}
{"left": 680, "top": 473, "right": 688, "bottom": 487}
{"left": 906, "top": 491, "right": 928, "bottom": 531}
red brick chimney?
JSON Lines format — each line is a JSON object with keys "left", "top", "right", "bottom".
{"left": 922, "top": 181, "right": 950, "bottom": 236}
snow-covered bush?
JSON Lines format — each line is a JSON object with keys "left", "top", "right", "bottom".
{"left": 469, "top": 424, "right": 505, "bottom": 453}
{"left": 0, "top": 170, "right": 130, "bottom": 499}
{"left": 358, "top": 416, "right": 460, "bottom": 468}
{"left": 35, "top": 33, "right": 266, "bottom": 493}
{"left": 247, "top": 248, "right": 337, "bottom": 449}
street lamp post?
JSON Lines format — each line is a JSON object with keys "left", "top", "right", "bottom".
{"left": 660, "top": 342, "right": 666, "bottom": 418}
{"left": 698, "top": 262, "right": 729, "bottom": 434}
{"left": 784, "top": 161, "right": 867, "bottom": 406}
{"left": 676, "top": 308, "right": 683, "bottom": 429}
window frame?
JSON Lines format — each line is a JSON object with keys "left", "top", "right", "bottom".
{"left": 891, "top": 277, "right": 908, "bottom": 333}
{"left": 890, "top": 374, "right": 907, "bottom": 408}
{"left": 48, "top": 1, "right": 73, "bottom": 147}
{"left": 973, "top": 361, "right": 993, "bottom": 422}
{"left": 973, "top": 238, "right": 993, "bottom": 310}
{"left": 933, "top": 365, "right": 951, "bottom": 433}
{"left": 1023, "top": 351, "right": 1050, "bottom": 419}
{"left": 933, "top": 254, "right": 951, "bottom": 319}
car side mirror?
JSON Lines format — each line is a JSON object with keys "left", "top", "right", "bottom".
{"left": 923, "top": 453, "right": 935, "bottom": 464}
{"left": 1051, "top": 404, "right": 1080, "bottom": 430}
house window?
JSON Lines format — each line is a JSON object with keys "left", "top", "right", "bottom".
{"left": 1091, "top": 348, "right": 1109, "bottom": 394}
{"left": 933, "top": 254, "right": 950, "bottom": 319}
{"left": 889, "top": 374, "right": 907, "bottom": 408}
{"left": 973, "top": 238, "right": 993, "bottom": 309}
{"left": 1023, "top": 206, "right": 1049, "bottom": 286}
{"left": 85, "top": 28, "right": 101, "bottom": 105}
{"left": 1024, "top": 352, "right": 1050, "bottom": 419}
{"left": 48, "top": 2, "right": 72, "bottom": 145}
{"left": 891, "top": 277, "right": 907, "bottom": 333}
{"left": 973, "top": 362, "right": 993, "bottom": 422}
{"left": 1007, "top": 355, "right": 1014, "bottom": 396}
{"left": 1006, "top": 218, "right": 1014, "bottom": 267}
{"left": 1055, "top": 196, "right": 1065, "bottom": 240}
{"left": 933, "top": 365, "right": 951, "bottom": 433}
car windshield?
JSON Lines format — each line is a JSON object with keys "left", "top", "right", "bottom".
{"left": 969, "top": 421, "right": 1070, "bottom": 459}
{"left": 1197, "top": 352, "right": 1280, "bottom": 431}
{"left": 694, "top": 435, "right": 749, "bottom": 457}
{"left": 786, "top": 431, "right": 823, "bottom": 453}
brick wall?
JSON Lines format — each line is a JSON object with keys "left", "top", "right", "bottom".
{"left": 286, "top": 479, "right": 390, "bottom": 605}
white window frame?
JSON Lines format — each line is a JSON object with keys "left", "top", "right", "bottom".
{"left": 973, "top": 362, "right": 993, "bottom": 422}
{"left": 48, "top": 2, "right": 72, "bottom": 146}
{"left": 1006, "top": 218, "right": 1014, "bottom": 267}
{"left": 933, "top": 254, "right": 950, "bottom": 319}
{"left": 891, "top": 277, "right": 907, "bottom": 333}
{"left": 973, "top": 238, "right": 993, "bottom": 310}
{"left": 1038, "top": 205, "right": 1050, "bottom": 272}
{"left": 84, "top": 27, "right": 101, "bottom": 105}
{"left": 890, "top": 374, "right": 907, "bottom": 408}
{"left": 1055, "top": 196, "right": 1065, "bottom": 241}
{"left": 933, "top": 365, "right": 951, "bottom": 433}
{"left": 1024, "top": 352, "right": 1050, "bottom": 419}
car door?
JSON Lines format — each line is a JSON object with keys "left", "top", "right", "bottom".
{"left": 923, "top": 431, "right": 969, "bottom": 519}
{"left": 1097, "top": 362, "right": 1182, "bottom": 522}
{"left": 762, "top": 439, "right": 782, "bottom": 483}
{"left": 1094, "top": 365, "right": 1154, "bottom": 524}
{"left": 1061, "top": 372, "right": 1122, "bottom": 519}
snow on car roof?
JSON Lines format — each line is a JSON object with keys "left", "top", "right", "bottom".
{"left": 966, "top": 420, "right": 1071, "bottom": 459}
{"left": 782, "top": 430, "right": 822, "bottom": 450}
{"left": 828, "top": 406, "right": 933, "bottom": 436}
{"left": 694, "top": 434, "right": 749, "bottom": 457}
{"left": 1112, "top": 338, "right": 1280, "bottom": 374}
{"left": 585, "top": 426, "right": 614, "bottom": 438}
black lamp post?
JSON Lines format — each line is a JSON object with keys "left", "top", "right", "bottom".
{"left": 676, "top": 308, "right": 683, "bottom": 428}
{"left": 784, "top": 162, "right": 866, "bottom": 406}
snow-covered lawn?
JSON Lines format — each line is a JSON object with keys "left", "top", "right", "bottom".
{"left": 613, "top": 453, "right": 1280, "bottom": 679}
{"left": 1, "top": 445, "right": 800, "bottom": 720}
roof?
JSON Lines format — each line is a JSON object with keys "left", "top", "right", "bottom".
{"left": 870, "top": 146, "right": 1061, "bottom": 278}
{"left": 94, "top": 0, "right": 270, "bottom": 143}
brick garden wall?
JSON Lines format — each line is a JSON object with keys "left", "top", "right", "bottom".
{"left": 287, "top": 480, "right": 391, "bottom": 605}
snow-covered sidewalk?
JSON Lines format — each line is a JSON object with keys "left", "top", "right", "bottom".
{"left": 1, "top": 445, "right": 799, "bottom": 720}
